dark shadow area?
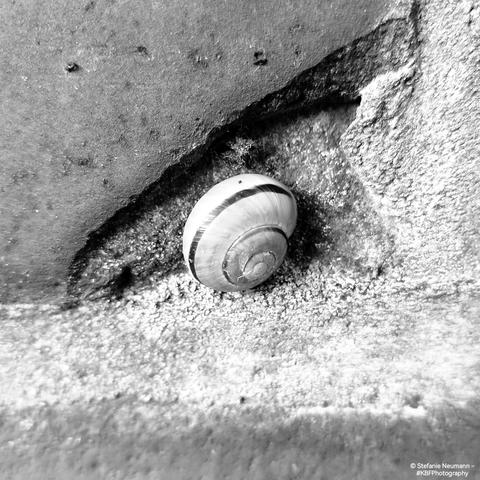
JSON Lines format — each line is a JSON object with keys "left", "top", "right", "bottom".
{"left": 285, "top": 188, "right": 331, "bottom": 272}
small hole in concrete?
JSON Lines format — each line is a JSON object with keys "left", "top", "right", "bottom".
{"left": 65, "top": 62, "right": 80, "bottom": 73}
{"left": 136, "top": 45, "right": 149, "bottom": 56}
{"left": 253, "top": 50, "right": 268, "bottom": 66}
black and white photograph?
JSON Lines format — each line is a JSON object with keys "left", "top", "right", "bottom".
{"left": 0, "top": 0, "right": 479, "bottom": 478}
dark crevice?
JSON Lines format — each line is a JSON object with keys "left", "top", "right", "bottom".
{"left": 67, "top": 15, "right": 418, "bottom": 302}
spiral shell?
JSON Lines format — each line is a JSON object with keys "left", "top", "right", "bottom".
{"left": 183, "top": 173, "right": 297, "bottom": 291}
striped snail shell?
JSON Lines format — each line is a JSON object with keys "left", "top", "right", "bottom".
{"left": 183, "top": 173, "right": 297, "bottom": 292}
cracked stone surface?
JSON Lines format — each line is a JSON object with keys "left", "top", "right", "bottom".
{"left": 0, "top": 0, "right": 410, "bottom": 303}
{"left": 0, "top": 0, "right": 479, "bottom": 478}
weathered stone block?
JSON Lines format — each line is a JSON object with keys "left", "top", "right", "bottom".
{"left": 0, "top": 0, "right": 410, "bottom": 302}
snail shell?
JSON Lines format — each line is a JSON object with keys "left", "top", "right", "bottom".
{"left": 183, "top": 173, "right": 297, "bottom": 292}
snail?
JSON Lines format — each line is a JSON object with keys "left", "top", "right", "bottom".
{"left": 183, "top": 173, "right": 297, "bottom": 291}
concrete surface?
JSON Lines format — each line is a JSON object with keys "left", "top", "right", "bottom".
{"left": 0, "top": 0, "right": 407, "bottom": 302}
{"left": 0, "top": 291, "right": 479, "bottom": 479}
{"left": 1, "top": 0, "right": 479, "bottom": 478}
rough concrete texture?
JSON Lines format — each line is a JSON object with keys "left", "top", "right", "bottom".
{"left": 1, "top": 0, "right": 480, "bottom": 479}
{"left": 341, "top": 0, "right": 480, "bottom": 290}
{"left": 0, "top": 0, "right": 409, "bottom": 302}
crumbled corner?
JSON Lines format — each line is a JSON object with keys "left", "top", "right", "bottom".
{"left": 67, "top": 103, "right": 395, "bottom": 308}
{"left": 340, "top": 62, "right": 418, "bottom": 208}
{"left": 67, "top": 12, "right": 419, "bottom": 304}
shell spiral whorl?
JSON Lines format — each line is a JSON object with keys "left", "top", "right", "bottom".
{"left": 183, "top": 173, "right": 297, "bottom": 292}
